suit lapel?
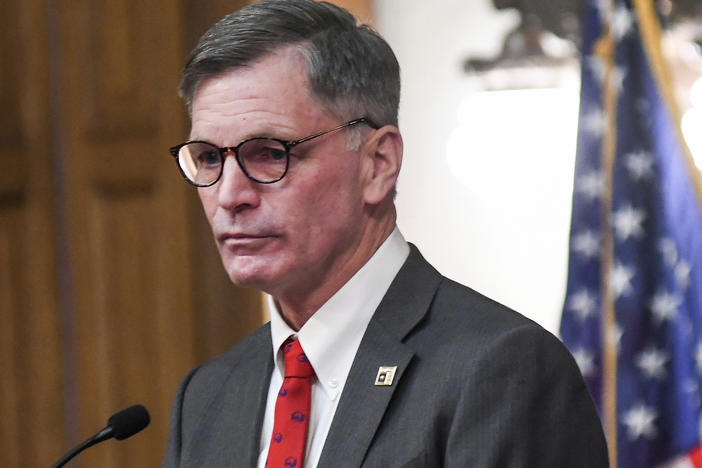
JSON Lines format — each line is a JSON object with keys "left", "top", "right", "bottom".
{"left": 184, "top": 327, "right": 274, "bottom": 467}
{"left": 318, "top": 245, "right": 443, "bottom": 467}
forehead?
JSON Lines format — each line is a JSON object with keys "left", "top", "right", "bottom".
{"left": 190, "top": 48, "right": 329, "bottom": 142}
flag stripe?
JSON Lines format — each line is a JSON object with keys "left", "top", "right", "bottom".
{"left": 691, "top": 445, "right": 702, "bottom": 467}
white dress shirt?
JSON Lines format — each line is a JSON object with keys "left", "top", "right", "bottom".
{"left": 256, "top": 227, "right": 410, "bottom": 468}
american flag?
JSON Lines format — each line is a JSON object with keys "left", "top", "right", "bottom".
{"left": 560, "top": 0, "right": 702, "bottom": 467}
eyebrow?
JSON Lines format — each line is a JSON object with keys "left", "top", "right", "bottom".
{"left": 187, "top": 128, "right": 300, "bottom": 146}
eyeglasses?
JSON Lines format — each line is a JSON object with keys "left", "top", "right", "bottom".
{"left": 169, "top": 117, "right": 378, "bottom": 186}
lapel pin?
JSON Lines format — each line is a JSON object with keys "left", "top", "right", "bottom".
{"left": 375, "top": 366, "right": 398, "bottom": 386}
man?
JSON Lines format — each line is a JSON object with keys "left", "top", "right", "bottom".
{"left": 164, "top": 1, "right": 608, "bottom": 467}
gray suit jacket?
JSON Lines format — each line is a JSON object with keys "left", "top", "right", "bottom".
{"left": 163, "top": 245, "right": 608, "bottom": 467}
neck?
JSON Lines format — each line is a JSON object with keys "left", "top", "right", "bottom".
{"left": 274, "top": 208, "right": 396, "bottom": 330}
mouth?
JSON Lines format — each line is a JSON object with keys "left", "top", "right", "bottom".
{"left": 217, "top": 232, "right": 277, "bottom": 247}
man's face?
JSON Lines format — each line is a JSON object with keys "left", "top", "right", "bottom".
{"left": 190, "top": 48, "right": 369, "bottom": 299}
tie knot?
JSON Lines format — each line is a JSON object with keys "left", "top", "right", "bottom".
{"left": 282, "top": 339, "right": 315, "bottom": 378}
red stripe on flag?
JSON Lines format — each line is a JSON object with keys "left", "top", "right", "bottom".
{"left": 689, "top": 445, "right": 702, "bottom": 468}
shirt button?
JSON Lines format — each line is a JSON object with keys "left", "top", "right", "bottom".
{"left": 328, "top": 379, "right": 338, "bottom": 388}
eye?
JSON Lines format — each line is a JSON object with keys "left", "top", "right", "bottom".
{"left": 239, "top": 139, "right": 288, "bottom": 164}
{"left": 196, "top": 148, "right": 221, "bottom": 167}
{"left": 269, "top": 148, "right": 287, "bottom": 161}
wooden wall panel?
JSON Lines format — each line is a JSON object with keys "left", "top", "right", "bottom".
{"left": 53, "top": 0, "right": 196, "bottom": 465}
{"left": 0, "top": 197, "right": 65, "bottom": 467}
{"left": 74, "top": 190, "right": 169, "bottom": 467}
{"left": 334, "top": 0, "right": 373, "bottom": 23}
{"left": 85, "top": 2, "right": 159, "bottom": 136}
{"left": 183, "top": 0, "right": 249, "bottom": 52}
{"left": 0, "top": 1, "right": 65, "bottom": 467}
{"left": 0, "top": 0, "right": 26, "bottom": 192}
{"left": 0, "top": 206, "right": 22, "bottom": 468}
{"left": 0, "top": 3, "right": 23, "bottom": 147}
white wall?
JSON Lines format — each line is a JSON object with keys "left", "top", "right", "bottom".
{"left": 375, "top": 0, "right": 579, "bottom": 335}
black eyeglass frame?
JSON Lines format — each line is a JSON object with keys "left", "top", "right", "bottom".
{"left": 169, "top": 117, "right": 379, "bottom": 187}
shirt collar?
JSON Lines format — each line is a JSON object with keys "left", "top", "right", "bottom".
{"left": 268, "top": 227, "right": 410, "bottom": 400}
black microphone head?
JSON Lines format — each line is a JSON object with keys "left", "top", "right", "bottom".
{"left": 107, "top": 404, "right": 150, "bottom": 440}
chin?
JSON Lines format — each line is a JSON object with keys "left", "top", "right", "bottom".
{"left": 222, "top": 255, "right": 283, "bottom": 292}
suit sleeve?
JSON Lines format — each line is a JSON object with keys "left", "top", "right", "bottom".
{"left": 445, "top": 324, "right": 609, "bottom": 467}
{"left": 163, "top": 366, "right": 200, "bottom": 468}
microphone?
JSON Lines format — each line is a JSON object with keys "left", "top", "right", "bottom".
{"left": 51, "top": 404, "right": 150, "bottom": 468}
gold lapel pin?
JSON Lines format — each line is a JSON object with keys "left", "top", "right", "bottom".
{"left": 375, "top": 366, "right": 398, "bottom": 386}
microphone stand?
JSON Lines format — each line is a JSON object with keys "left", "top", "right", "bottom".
{"left": 51, "top": 426, "right": 113, "bottom": 468}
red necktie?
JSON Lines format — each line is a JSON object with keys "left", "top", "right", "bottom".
{"left": 266, "top": 339, "right": 315, "bottom": 468}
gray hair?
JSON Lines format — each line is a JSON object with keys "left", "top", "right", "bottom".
{"left": 179, "top": 0, "right": 400, "bottom": 127}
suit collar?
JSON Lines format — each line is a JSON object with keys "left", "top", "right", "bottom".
{"left": 372, "top": 244, "right": 442, "bottom": 341}
{"left": 318, "top": 244, "right": 442, "bottom": 466}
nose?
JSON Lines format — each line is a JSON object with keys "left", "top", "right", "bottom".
{"left": 215, "top": 155, "right": 261, "bottom": 211}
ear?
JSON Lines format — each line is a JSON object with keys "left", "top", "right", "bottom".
{"left": 361, "top": 125, "right": 403, "bottom": 205}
